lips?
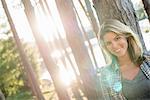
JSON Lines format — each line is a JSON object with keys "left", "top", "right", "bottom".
{"left": 114, "top": 49, "right": 121, "bottom": 53}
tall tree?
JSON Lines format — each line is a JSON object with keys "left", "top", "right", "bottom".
{"left": 22, "top": 0, "right": 70, "bottom": 100}
{"left": 93, "top": 0, "right": 147, "bottom": 51}
{"left": 55, "top": 0, "right": 98, "bottom": 99}
{"left": 1, "top": 0, "right": 44, "bottom": 99}
{"left": 83, "top": 0, "right": 99, "bottom": 36}
{"left": 142, "top": 0, "right": 150, "bottom": 23}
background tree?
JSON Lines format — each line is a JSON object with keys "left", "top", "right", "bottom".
{"left": 0, "top": 29, "right": 33, "bottom": 99}
{"left": 0, "top": 3, "right": 43, "bottom": 100}
{"left": 1, "top": 0, "right": 45, "bottom": 99}
{"left": 22, "top": 0, "right": 70, "bottom": 99}
{"left": 142, "top": 0, "right": 150, "bottom": 22}
{"left": 55, "top": 0, "right": 98, "bottom": 99}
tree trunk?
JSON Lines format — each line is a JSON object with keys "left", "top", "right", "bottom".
{"left": 142, "top": 0, "right": 150, "bottom": 23}
{"left": 73, "top": 0, "right": 98, "bottom": 69}
{"left": 93, "top": 0, "right": 147, "bottom": 51}
{"left": 55, "top": 0, "right": 98, "bottom": 99}
{"left": 1, "top": 0, "right": 45, "bottom": 99}
{"left": 83, "top": 0, "right": 99, "bottom": 36}
{"left": 22, "top": 0, "right": 70, "bottom": 100}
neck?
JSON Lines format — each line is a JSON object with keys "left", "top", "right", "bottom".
{"left": 118, "top": 53, "right": 133, "bottom": 66}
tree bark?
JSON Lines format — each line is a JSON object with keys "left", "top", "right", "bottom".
{"left": 22, "top": 0, "right": 70, "bottom": 100}
{"left": 84, "top": 0, "right": 99, "bottom": 36}
{"left": 55, "top": 0, "right": 98, "bottom": 99}
{"left": 1, "top": 0, "right": 44, "bottom": 99}
{"left": 93, "top": 0, "right": 147, "bottom": 51}
{"left": 142, "top": 0, "right": 150, "bottom": 23}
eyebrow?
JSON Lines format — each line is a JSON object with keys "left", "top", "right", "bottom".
{"left": 104, "top": 34, "right": 124, "bottom": 45}
{"left": 104, "top": 34, "right": 119, "bottom": 42}
{"left": 115, "top": 34, "right": 121, "bottom": 38}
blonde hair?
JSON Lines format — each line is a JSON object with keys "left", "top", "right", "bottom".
{"left": 98, "top": 19, "right": 143, "bottom": 65}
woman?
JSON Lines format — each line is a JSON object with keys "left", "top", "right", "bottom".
{"left": 97, "top": 19, "right": 150, "bottom": 100}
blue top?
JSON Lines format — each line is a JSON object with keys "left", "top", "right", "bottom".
{"left": 97, "top": 51, "right": 150, "bottom": 100}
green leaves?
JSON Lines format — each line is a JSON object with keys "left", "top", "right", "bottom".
{"left": 0, "top": 35, "right": 23, "bottom": 96}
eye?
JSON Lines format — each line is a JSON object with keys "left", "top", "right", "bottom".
{"left": 115, "top": 36, "right": 122, "bottom": 41}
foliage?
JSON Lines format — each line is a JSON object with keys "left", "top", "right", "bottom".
{"left": 0, "top": 30, "right": 42, "bottom": 98}
{"left": 6, "top": 88, "right": 33, "bottom": 100}
{"left": 0, "top": 24, "right": 40, "bottom": 100}
{"left": 0, "top": 34, "right": 24, "bottom": 96}
{"left": 0, "top": 3, "right": 43, "bottom": 97}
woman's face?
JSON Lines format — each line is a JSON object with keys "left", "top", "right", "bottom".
{"left": 103, "top": 32, "right": 128, "bottom": 58}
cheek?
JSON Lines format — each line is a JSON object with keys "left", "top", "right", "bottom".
{"left": 122, "top": 40, "right": 128, "bottom": 49}
{"left": 105, "top": 46, "right": 114, "bottom": 53}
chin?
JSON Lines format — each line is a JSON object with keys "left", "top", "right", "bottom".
{"left": 117, "top": 54, "right": 126, "bottom": 58}
{"left": 115, "top": 53, "right": 125, "bottom": 58}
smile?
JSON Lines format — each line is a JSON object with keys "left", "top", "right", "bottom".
{"left": 115, "top": 49, "right": 121, "bottom": 53}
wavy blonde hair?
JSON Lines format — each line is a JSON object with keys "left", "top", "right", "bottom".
{"left": 98, "top": 19, "right": 143, "bottom": 65}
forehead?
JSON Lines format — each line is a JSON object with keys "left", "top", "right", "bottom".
{"left": 103, "top": 32, "right": 118, "bottom": 41}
